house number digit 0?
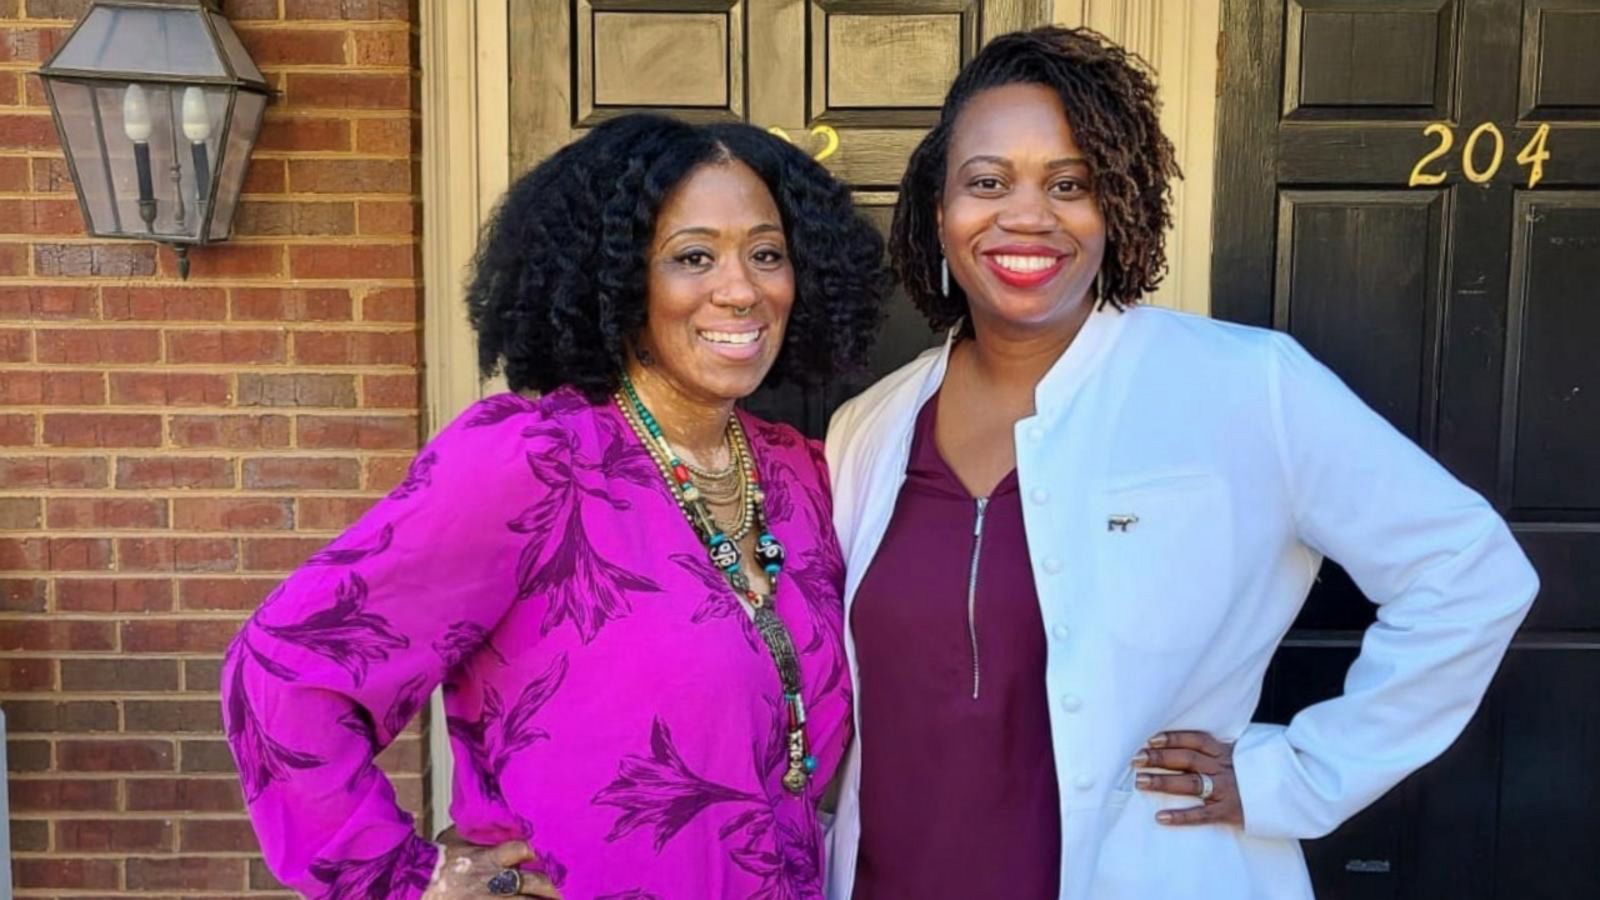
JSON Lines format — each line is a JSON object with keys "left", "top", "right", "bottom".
{"left": 766, "top": 125, "right": 840, "bottom": 162}
{"left": 1409, "top": 122, "right": 1551, "bottom": 188}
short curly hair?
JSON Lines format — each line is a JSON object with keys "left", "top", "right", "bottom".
{"left": 467, "top": 114, "right": 886, "bottom": 399}
{"left": 890, "top": 26, "right": 1180, "bottom": 330}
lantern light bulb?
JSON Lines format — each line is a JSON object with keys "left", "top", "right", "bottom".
{"left": 122, "top": 84, "right": 152, "bottom": 142}
{"left": 182, "top": 87, "right": 211, "bottom": 142}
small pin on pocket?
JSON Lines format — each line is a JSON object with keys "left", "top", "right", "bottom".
{"left": 1107, "top": 514, "right": 1139, "bottom": 532}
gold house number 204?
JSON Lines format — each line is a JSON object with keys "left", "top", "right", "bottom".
{"left": 1409, "top": 122, "right": 1551, "bottom": 188}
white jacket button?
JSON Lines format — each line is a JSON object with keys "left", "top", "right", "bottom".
{"left": 1059, "top": 694, "right": 1082, "bottom": 713}
{"left": 1051, "top": 623, "right": 1070, "bottom": 641}
{"left": 1030, "top": 488, "right": 1050, "bottom": 505}
{"left": 1042, "top": 556, "right": 1063, "bottom": 575}
{"left": 1073, "top": 773, "right": 1095, "bottom": 791}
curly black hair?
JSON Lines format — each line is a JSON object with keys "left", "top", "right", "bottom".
{"left": 890, "top": 26, "right": 1181, "bottom": 330}
{"left": 466, "top": 114, "right": 886, "bottom": 399}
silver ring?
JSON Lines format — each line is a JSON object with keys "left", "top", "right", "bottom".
{"left": 1196, "top": 772, "right": 1215, "bottom": 801}
{"left": 733, "top": 304, "right": 753, "bottom": 317}
{"left": 487, "top": 869, "right": 522, "bottom": 896}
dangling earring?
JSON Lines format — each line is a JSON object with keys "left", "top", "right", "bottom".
{"left": 940, "top": 255, "right": 950, "bottom": 297}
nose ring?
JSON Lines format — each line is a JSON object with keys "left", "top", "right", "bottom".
{"left": 732, "top": 304, "right": 753, "bottom": 317}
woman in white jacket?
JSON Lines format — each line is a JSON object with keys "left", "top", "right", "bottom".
{"left": 824, "top": 27, "right": 1538, "bottom": 900}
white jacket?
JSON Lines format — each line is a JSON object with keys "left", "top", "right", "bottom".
{"left": 823, "top": 304, "right": 1538, "bottom": 899}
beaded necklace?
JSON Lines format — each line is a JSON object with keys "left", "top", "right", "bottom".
{"left": 616, "top": 373, "right": 816, "bottom": 795}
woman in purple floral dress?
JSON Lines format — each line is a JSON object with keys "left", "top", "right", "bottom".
{"left": 222, "top": 115, "right": 885, "bottom": 899}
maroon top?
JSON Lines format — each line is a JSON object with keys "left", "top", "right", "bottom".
{"left": 850, "top": 395, "right": 1061, "bottom": 899}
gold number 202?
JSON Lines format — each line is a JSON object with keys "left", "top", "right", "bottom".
{"left": 1409, "top": 122, "right": 1551, "bottom": 188}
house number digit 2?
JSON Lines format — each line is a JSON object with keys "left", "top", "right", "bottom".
{"left": 766, "top": 125, "right": 840, "bottom": 162}
{"left": 1409, "top": 122, "right": 1551, "bottom": 188}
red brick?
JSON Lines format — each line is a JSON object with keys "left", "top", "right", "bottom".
{"left": 60, "top": 657, "right": 179, "bottom": 692}
{"left": 0, "top": 156, "right": 26, "bottom": 191}
{"left": 365, "top": 454, "right": 412, "bottom": 492}
{"left": 222, "top": 0, "right": 281, "bottom": 18}
{"left": 174, "top": 497, "right": 295, "bottom": 531}
{"left": 354, "top": 28, "right": 411, "bottom": 66}
{"left": 19, "top": 0, "right": 91, "bottom": 19}
{"left": 0, "top": 71, "right": 16, "bottom": 106}
{"left": 126, "top": 777, "right": 245, "bottom": 812}
{"left": 361, "top": 372, "right": 418, "bottom": 408}
{"left": 8, "top": 738, "right": 50, "bottom": 770}
{"left": 355, "top": 116, "right": 414, "bottom": 155}
{"left": 242, "top": 536, "right": 330, "bottom": 571}
{"left": 0, "top": 619, "right": 116, "bottom": 652}
{"left": 0, "top": 284, "right": 96, "bottom": 319}
{"left": 121, "top": 618, "right": 242, "bottom": 654}
{"left": 30, "top": 154, "right": 72, "bottom": 192}
{"left": 180, "top": 817, "right": 261, "bottom": 853}
{"left": 47, "top": 497, "right": 169, "bottom": 529}
{"left": 126, "top": 856, "right": 247, "bottom": 891}
{"left": 125, "top": 699, "right": 224, "bottom": 732}
{"left": 0, "top": 536, "right": 113, "bottom": 571}
{"left": 242, "top": 456, "right": 361, "bottom": 489}
{"left": 287, "top": 71, "right": 411, "bottom": 109}
{"left": 0, "top": 657, "right": 54, "bottom": 691}
{"left": 0, "top": 326, "right": 32, "bottom": 360}
{"left": 1, "top": 699, "right": 119, "bottom": 732}
{"left": 238, "top": 27, "right": 349, "bottom": 65}
{"left": 23, "top": 197, "right": 84, "bottom": 233}
{"left": 289, "top": 157, "right": 412, "bottom": 193}
{"left": 10, "top": 817, "right": 48, "bottom": 852}
{"left": 358, "top": 199, "right": 419, "bottom": 235}
{"left": 36, "top": 328, "right": 161, "bottom": 364}
{"left": 13, "top": 857, "right": 121, "bottom": 890}
{"left": 242, "top": 158, "right": 287, "bottom": 193}
{"left": 171, "top": 242, "right": 285, "bottom": 278}
{"left": 236, "top": 199, "right": 356, "bottom": 236}
{"left": 0, "top": 112, "right": 57, "bottom": 148}
{"left": 182, "top": 659, "right": 226, "bottom": 694}
{"left": 57, "top": 578, "right": 175, "bottom": 613}
{"left": 285, "top": 0, "right": 412, "bottom": 22}
{"left": 166, "top": 329, "right": 286, "bottom": 364}
{"left": 298, "top": 413, "right": 417, "bottom": 449}
{"left": 170, "top": 414, "right": 292, "bottom": 449}
{"left": 116, "top": 456, "right": 233, "bottom": 490}
{"left": 0, "top": 370, "right": 105, "bottom": 405}
{"left": 102, "top": 286, "right": 228, "bottom": 321}
{"left": 178, "top": 578, "right": 280, "bottom": 612}
{"left": 0, "top": 576, "right": 47, "bottom": 611}
{"left": 0, "top": 411, "right": 36, "bottom": 444}
{"left": 232, "top": 286, "right": 353, "bottom": 321}
{"left": 180, "top": 739, "right": 237, "bottom": 772}
{"left": 257, "top": 115, "right": 351, "bottom": 152}
{"left": 295, "top": 495, "right": 378, "bottom": 530}
{"left": 0, "top": 456, "right": 108, "bottom": 488}
{"left": 42, "top": 412, "right": 163, "bottom": 447}
{"left": 118, "top": 537, "right": 239, "bottom": 573}
{"left": 33, "top": 242, "right": 159, "bottom": 277}
{"left": 293, "top": 329, "right": 417, "bottom": 365}
{"left": 9, "top": 778, "right": 118, "bottom": 813}
{"left": 56, "top": 817, "right": 174, "bottom": 852}
{"left": 250, "top": 857, "right": 289, "bottom": 890}
{"left": 110, "top": 372, "right": 232, "bottom": 406}
{"left": 57, "top": 739, "right": 175, "bottom": 772}
{"left": 0, "top": 27, "right": 65, "bottom": 62}
{"left": 0, "top": 496, "right": 41, "bottom": 528}
{"left": 238, "top": 372, "right": 356, "bottom": 407}
{"left": 0, "top": 536, "right": 43, "bottom": 569}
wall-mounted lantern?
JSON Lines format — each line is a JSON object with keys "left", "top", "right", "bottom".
{"left": 37, "top": 0, "right": 273, "bottom": 278}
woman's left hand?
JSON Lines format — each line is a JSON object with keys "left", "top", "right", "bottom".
{"left": 1133, "top": 730, "right": 1245, "bottom": 827}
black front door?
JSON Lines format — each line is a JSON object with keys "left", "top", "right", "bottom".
{"left": 1214, "top": 0, "right": 1600, "bottom": 896}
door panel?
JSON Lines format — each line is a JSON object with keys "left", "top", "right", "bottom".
{"left": 510, "top": 0, "right": 1050, "bottom": 435}
{"left": 1216, "top": 0, "right": 1600, "bottom": 896}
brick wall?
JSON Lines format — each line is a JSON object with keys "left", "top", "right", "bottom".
{"left": 1, "top": 1, "right": 428, "bottom": 895}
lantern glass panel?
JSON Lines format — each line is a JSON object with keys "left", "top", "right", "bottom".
{"left": 45, "top": 79, "right": 118, "bottom": 235}
{"left": 92, "top": 81, "right": 226, "bottom": 242}
{"left": 208, "top": 11, "right": 265, "bottom": 84}
{"left": 50, "top": 6, "right": 226, "bottom": 78}
{"left": 207, "top": 89, "right": 264, "bottom": 241}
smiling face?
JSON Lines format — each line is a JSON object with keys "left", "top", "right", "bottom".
{"left": 938, "top": 82, "right": 1108, "bottom": 334}
{"left": 637, "top": 159, "right": 796, "bottom": 405}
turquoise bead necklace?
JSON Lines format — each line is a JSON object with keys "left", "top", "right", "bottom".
{"left": 616, "top": 371, "right": 816, "bottom": 795}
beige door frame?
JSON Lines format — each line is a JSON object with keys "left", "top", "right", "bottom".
{"left": 417, "top": 0, "right": 1220, "bottom": 834}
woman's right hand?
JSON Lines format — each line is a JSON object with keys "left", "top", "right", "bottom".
{"left": 421, "top": 828, "right": 562, "bottom": 899}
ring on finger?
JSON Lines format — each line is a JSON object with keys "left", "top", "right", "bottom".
{"left": 487, "top": 869, "right": 522, "bottom": 896}
{"left": 1196, "top": 772, "right": 1215, "bottom": 801}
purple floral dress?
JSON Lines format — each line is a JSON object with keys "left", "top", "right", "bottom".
{"left": 221, "top": 388, "right": 853, "bottom": 899}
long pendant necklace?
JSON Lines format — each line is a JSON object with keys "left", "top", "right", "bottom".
{"left": 616, "top": 373, "right": 816, "bottom": 795}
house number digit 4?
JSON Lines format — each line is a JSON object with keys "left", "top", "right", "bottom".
{"left": 1409, "top": 122, "right": 1551, "bottom": 188}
